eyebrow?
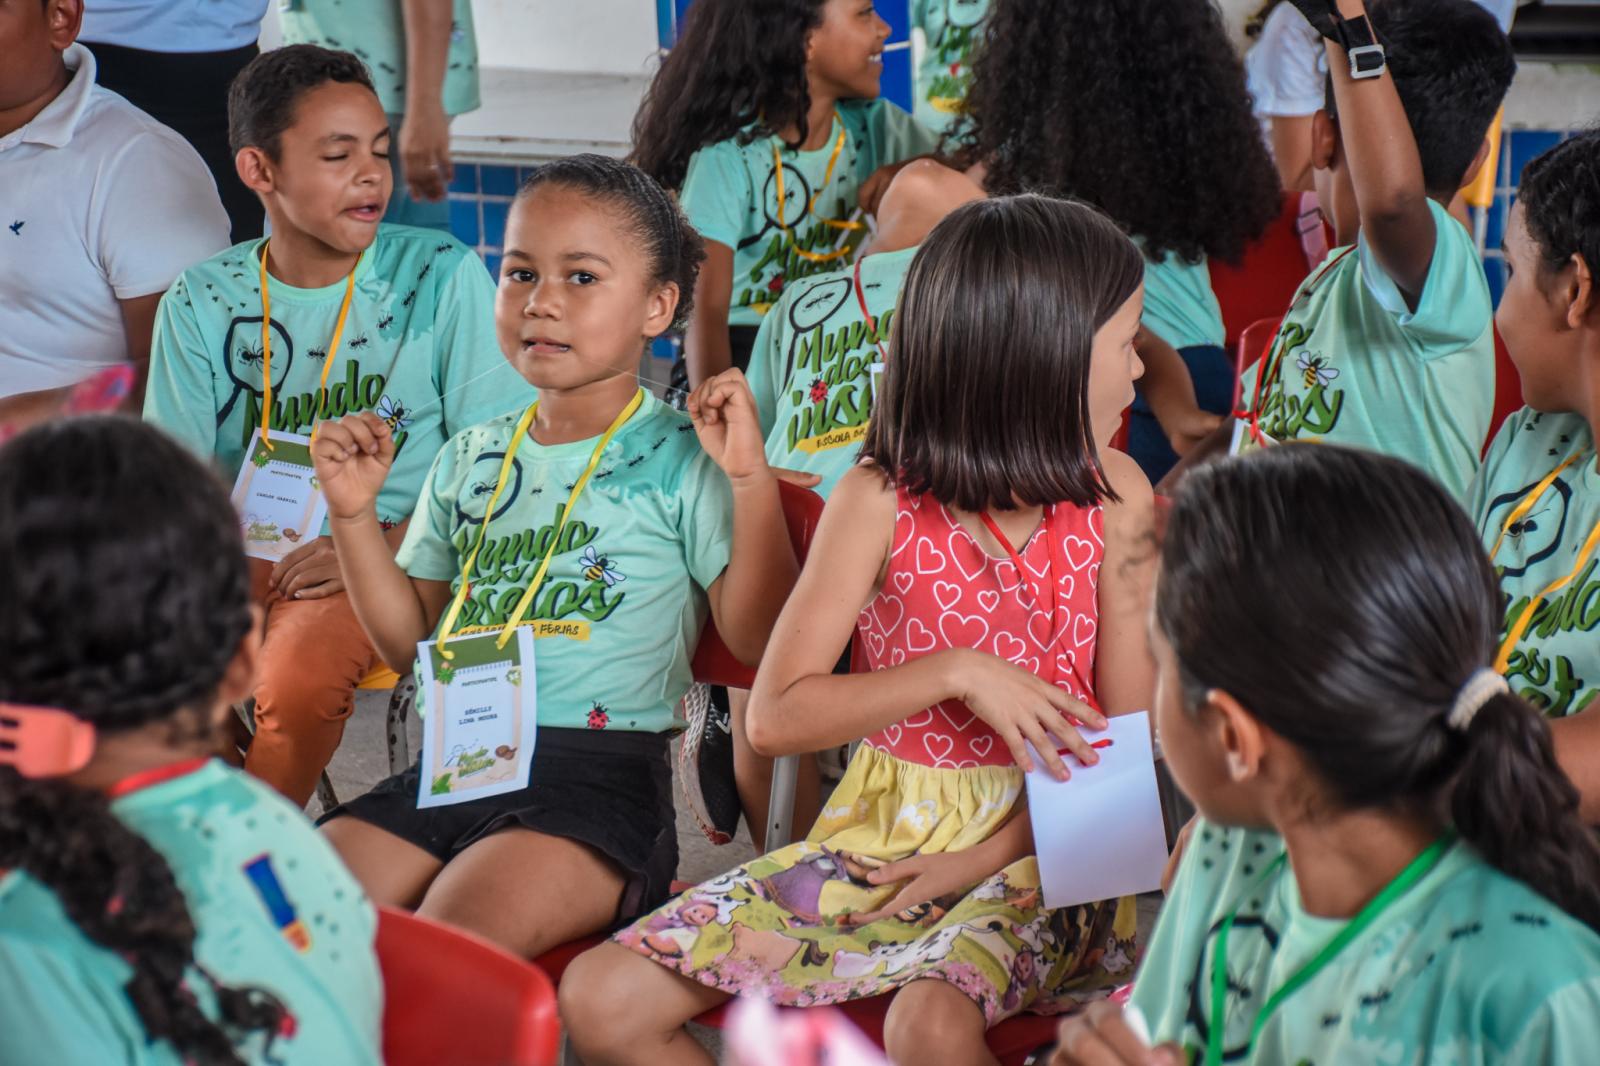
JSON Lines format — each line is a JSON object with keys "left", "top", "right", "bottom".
{"left": 500, "top": 250, "right": 614, "bottom": 267}
{"left": 316, "top": 128, "right": 391, "bottom": 146}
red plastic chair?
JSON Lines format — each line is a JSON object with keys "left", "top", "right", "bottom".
{"left": 376, "top": 905, "right": 560, "bottom": 1066}
{"left": 1209, "top": 192, "right": 1331, "bottom": 352}
{"left": 1486, "top": 324, "right": 1522, "bottom": 456}
{"left": 1230, "top": 316, "right": 1283, "bottom": 413}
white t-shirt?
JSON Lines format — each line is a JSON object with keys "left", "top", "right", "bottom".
{"left": 80, "top": 1, "right": 269, "bottom": 54}
{"left": 1246, "top": 0, "right": 1518, "bottom": 123}
{"left": 0, "top": 45, "right": 230, "bottom": 400}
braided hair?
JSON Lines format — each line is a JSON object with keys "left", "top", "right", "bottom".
{"left": 517, "top": 154, "right": 708, "bottom": 330}
{"left": 0, "top": 416, "right": 286, "bottom": 1065}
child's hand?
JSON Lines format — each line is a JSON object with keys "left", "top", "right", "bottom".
{"left": 311, "top": 413, "right": 396, "bottom": 521}
{"left": 689, "top": 369, "right": 772, "bottom": 485}
{"left": 1049, "top": 1003, "right": 1181, "bottom": 1066}
{"left": 950, "top": 649, "right": 1108, "bottom": 781}
{"left": 271, "top": 536, "right": 344, "bottom": 600}
{"left": 838, "top": 850, "right": 987, "bottom": 926}
{"left": 1161, "top": 406, "right": 1226, "bottom": 457}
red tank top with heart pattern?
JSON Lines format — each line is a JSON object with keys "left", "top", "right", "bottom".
{"left": 856, "top": 486, "right": 1104, "bottom": 769}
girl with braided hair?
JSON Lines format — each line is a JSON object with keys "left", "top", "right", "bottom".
{"left": 313, "top": 154, "right": 797, "bottom": 959}
{"left": 0, "top": 416, "right": 381, "bottom": 1066}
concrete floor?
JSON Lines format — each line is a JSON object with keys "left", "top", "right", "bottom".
{"left": 322, "top": 690, "right": 1162, "bottom": 1063}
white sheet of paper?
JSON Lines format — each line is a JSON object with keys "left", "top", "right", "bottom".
{"left": 1026, "top": 711, "right": 1170, "bottom": 909}
{"left": 416, "top": 627, "right": 538, "bottom": 809}
{"left": 230, "top": 428, "right": 330, "bottom": 562}
{"left": 1228, "top": 417, "right": 1276, "bottom": 458}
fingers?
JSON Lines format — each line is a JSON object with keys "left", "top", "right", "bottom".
{"left": 1038, "top": 681, "right": 1108, "bottom": 731}
{"left": 864, "top": 855, "right": 922, "bottom": 886}
{"left": 999, "top": 724, "right": 1035, "bottom": 775}
{"left": 1086, "top": 1002, "right": 1160, "bottom": 1064}
{"left": 771, "top": 467, "right": 823, "bottom": 488}
{"left": 288, "top": 577, "right": 345, "bottom": 600}
{"left": 311, "top": 419, "right": 358, "bottom": 464}
{"left": 269, "top": 539, "right": 317, "bottom": 585}
{"left": 1052, "top": 1003, "right": 1159, "bottom": 1066}
{"left": 1020, "top": 718, "right": 1071, "bottom": 782}
{"left": 844, "top": 882, "right": 918, "bottom": 927}
{"left": 404, "top": 145, "right": 448, "bottom": 202}
{"left": 274, "top": 547, "right": 330, "bottom": 594}
{"left": 282, "top": 561, "right": 341, "bottom": 598}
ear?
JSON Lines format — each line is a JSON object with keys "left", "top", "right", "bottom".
{"left": 236, "top": 147, "right": 276, "bottom": 197}
{"left": 1205, "top": 688, "right": 1268, "bottom": 784}
{"left": 1567, "top": 253, "right": 1596, "bottom": 329}
{"left": 643, "top": 281, "right": 680, "bottom": 341}
{"left": 48, "top": 0, "right": 85, "bottom": 50}
{"left": 1460, "top": 137, "right": 1492, "bottom": 192}
{"left": 214, "top": 605, "right": 264, "bottom": 712}
{"left": 1310, "top": 109, "right": 1339, "bottom": 173}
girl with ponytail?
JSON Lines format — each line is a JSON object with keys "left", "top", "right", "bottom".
{"left": 0, "top": 417, "right": 381, "bottom": 1066}
{"left": 1050, "top": 444, "right": 1600, "bottom": 1066}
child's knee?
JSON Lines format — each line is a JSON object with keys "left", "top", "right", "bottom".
{"left": 883, "top": 980, "right": 986, "bottom": 1062}
{"left": 559, "top": 944, "right": 671, "bottom": 1055}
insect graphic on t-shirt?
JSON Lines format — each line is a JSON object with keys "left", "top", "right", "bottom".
{"left": 347, "top": 334, "right": 371, "bottom": 350}
{"left": 1506, "top": 504, "right": 1551, "bottom": 545}
{"left": 580, "top": 546, "right": 626, "bottom": 588}
{"left": 809, "top": 378, "right": 829, "bottom": 404}
{"left": 587, "top": 703, "right": 610, "bottom": 729}
{"left": 375, "top": 395, "right": 412, "bottom": 433}
{"left": 1295, "top": 351, "right": 1340, "bottom": 389}
{"left": 435, "top": 242, "right": 453, "bottom": 254}
{"left": 235, "top": 342, "right": 266, "bottom": 371}
{"left": 307, "top": 348, "right": 328, "bottom": 363}
{"left": 418, "top": 261, "right": 433, "bottom": 282}
{"left": 377, "top": 313, "right": 395, "bottom": 331}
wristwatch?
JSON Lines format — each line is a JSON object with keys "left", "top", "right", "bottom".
{"left": 1293, "top": 0, "right": 1388, "bottom": 80}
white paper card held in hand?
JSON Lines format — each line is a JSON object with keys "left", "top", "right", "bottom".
{"left": 230, "top": 428, "right": 330, "bottom": 562}
{"left": 416, "top": 628, "right": 537, "bottom": 808}
{"left": 1026, "top": 711, "right": 1169, "bottom": 909}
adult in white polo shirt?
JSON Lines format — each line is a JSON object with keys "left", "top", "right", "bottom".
{"left": 0, "top": 0, "right": 228, "bottom": 429}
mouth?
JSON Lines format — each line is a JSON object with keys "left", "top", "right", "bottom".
{"left": 868, "top": 50, "right": 884, "bottom": 67}
{"left": 521, "top": 336, "right": 572, "bottom": 356}
{"left": 344, "top": 202, "right": 383, "bottom": 223}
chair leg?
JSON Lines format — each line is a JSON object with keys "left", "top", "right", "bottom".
{"left": 386, "top": 675, "right": 416, "bottom": 777}
{"left": 316, "top": 772, "right": 340, "bottom": 813}
{"left": 765, "top": 754, "right": 800, "bottom": 851}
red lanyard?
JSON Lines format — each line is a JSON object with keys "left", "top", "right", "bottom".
{"left": 853, "top": 256, "right": 889, "bottom": 363}
{"left": 106, "top": 757, "right": 211, "bottom": 799}
{"left": 1238, "top": 247, "right": 1356, "bottom": 446}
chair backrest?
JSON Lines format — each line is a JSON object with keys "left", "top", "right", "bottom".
{"left": 1487, "top": 323, "right": 1523, "bottom": 456}
{"left": 1231, "top": 316, "right": 1283, "bottom": 413}
{"left": 1209, "top": 191, "right": 1330, "bottom": 352}
{"left": 691, "top": 480, "right": 827, "bottom": 689}
{"left": 375, "top": 906, "right": 560, "bottom": 1066}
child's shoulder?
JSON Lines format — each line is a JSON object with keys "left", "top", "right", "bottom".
{"left": 371, "top": 223, "right": 477, "bottom": 272}
{"left": 168, "top": 237, "right": 266, "bottom": 293}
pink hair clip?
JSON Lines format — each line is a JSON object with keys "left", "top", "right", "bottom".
{"left": 0, "top": 704, "right": 96, "bottom": 778}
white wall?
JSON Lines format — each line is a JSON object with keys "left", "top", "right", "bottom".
{"left": 471, "top": 0, "right": 661, "bottom": 75}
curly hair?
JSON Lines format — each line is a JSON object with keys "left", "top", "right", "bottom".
{"left": 1517, "top": 127, "right": 1600, "bottom": 278}
{"left": 518, "top": 154, "right": 708, "bottom": 331}
{"left": 630, "top": 0, "right": 827, "bottom": 191}
{"left": 954, "top": 0, "right": 1281, "bottom": 265}
{"left": 0, "top": 416, "right": 284, "bottom": 1066}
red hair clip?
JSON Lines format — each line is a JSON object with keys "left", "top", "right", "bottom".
{"left": 0, "top": 704, "right": 96, "bottom": 778}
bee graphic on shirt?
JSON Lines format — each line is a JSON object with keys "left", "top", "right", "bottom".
{"left": 375, "top": 395, "right": 413, "bottom": 433}
{"left": 347, "top": 334, "right": 371, "bottom": 351}
{"left": 1295, "top": 350, "right": 1340, "bottom": 390}
{"left": 580, "top": 547, "right": 626, "bottom": 588}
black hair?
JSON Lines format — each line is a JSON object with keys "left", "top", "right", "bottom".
{"left": 1159, "top": 445, "right": 1600, "bottom": 930}
{"left": 1516, "top": 127, "right": 1600, "bottom": 279}
{"left": 227, "top": 44, "right": 377, "bottom": 158}
{"left": 861, "top": 195, "right": 1143, "bottom": 513}
{"left": 954, "top": 0, "right": 1281, "bottom": 266}
{"left": 0, "top": 417, "right": 286, "bottom": 1065}
{"left": 1327, "top": 0, "right": 1516, "bottom": 196}
{"left": 630, "top": 0, "right": 827, "bottom": 190}
{"left": 515, "top": 154, "right": 707, "bottom": 331}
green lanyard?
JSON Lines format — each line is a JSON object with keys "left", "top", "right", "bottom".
{"left": 1206, "top": 833, "right": 1455, "bottom": 1065}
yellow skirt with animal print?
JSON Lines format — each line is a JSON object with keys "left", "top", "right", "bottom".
{"left": 612, "top": 743, "right": 1139, "bottom": 1022}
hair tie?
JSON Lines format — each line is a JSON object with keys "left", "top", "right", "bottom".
{"left": 1447, "top": 668, "right": 1508, "bottom": 732}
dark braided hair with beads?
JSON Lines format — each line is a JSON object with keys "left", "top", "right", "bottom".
{"left": 0, "top": 416, "right": 287, "bottom": 1066}
{"left": 517, "top": 154, "right": 707, "bottom": 331}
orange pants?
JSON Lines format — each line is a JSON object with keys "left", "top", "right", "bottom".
{"left": 247, "top": 560, "right": 375, "bottom": 806}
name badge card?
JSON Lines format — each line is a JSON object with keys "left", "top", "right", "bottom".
{"left": 1228, "top": 418, "right": 1278, "bottom": 458}
{"left": 416, "top": 628, "right": 537, "bottom": 809}
{"left": 230, "top": 429, "right": 329, "bottom": 562}
{"left": 1026, "top": 711, "right": 1169, "bottom": 909}
{"left": 869, "top": 361, "right": 885, "bottom": 406}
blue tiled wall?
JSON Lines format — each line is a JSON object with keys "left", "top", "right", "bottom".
{"left": 1474, "top": 127, "right": 1583, "bottom": 307}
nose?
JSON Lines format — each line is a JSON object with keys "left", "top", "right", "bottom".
{"left": 875, "top": 13, "right": 891, "bottom": 40}
{"left": 1130, "top": 348, "right": 1146, "bottom": 383}
{"left": 526, "top": 278, "right": 560, "bottom": 319}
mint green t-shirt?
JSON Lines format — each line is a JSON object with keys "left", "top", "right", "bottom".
{"left": 911, "top": 0, "right": 992, "bottom": 135}
{"left": 1141, "top": 247, "right": 1225, "bottom": 352}
{"left": 1132, "top": 819, "right": 1600, "bottom": 1065}
{"left": 146, "top": 224, "right": 533, "bottom": 528}
{"left": 1240, "top": 200, "right": 1494, "bottom": 497}
{"left": 396, "top": 392, "right": 734, "bottom": 732}
{"left": 278, "top": 0, "right": 481, "bottom": 117}
{"left": 680, "top": 99, "right": 940, "bottom": 328}
{"left": 1470, "top": 409, "right": 1600, "bottom": 718}
{"left": 748, "top": 246, "right": 914, "bottom": 497}
{"left": 0, "top": 761, "right": 381, "bottom": 1065}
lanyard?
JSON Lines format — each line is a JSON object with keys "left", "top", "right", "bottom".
{"left": 1206, "top": 834, "right": 1453, "bottom": 1066}
{"left": 434, "top": 388, "right": 646, "bottom": 659}
{"left": 1487, "top": 451, "right": 1600, "bottom": 673}
{"left": 1238, "top": 248, "right": 1355, "bottom": 447}
{"left": 976, "top": 507, "right": 1098, "bottom": 698}
{"left": 257, "top": 240, "right": 360, "bottom": 450}
{"left": 771, "top": 110, "right": 866, "bottom": 265}
{"left": 853, "top": 256, "right": 889, "bottom": 363}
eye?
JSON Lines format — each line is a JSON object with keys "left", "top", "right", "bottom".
{"left": 323, "top": 155, "right": 349, "bottom": 163}
{"left": 506, "top": 269, "right": 535, "bottom": 284}
{"left": 569, "top": 271, "right": 598, "bottom": 285}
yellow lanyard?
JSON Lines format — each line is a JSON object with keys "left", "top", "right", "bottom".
{"left": 771, "top": 110, "right": 865, "bottom": 265}
{"left": 257, "top": 239, "right": 360, "bottom": 450}
{"left": 1488, "top": 451, "right": 1600, "bottom": 673}
{"left": 435, "top": 388, "right": 646, "bottom": 659}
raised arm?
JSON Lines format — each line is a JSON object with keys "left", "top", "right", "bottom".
{"left": 1319, "top": 0, "right": 1435, "bottom": 303}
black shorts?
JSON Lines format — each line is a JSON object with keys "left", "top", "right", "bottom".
{"left": 321, "top": 727, "right": 678, "bottom": 924}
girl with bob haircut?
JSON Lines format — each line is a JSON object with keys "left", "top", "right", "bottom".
{"left": 1052, "top": 445, "right": 1600, "bottom": 1065}
{"left": 563, "top": 194, "right": 1159, "bottom": 1066}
